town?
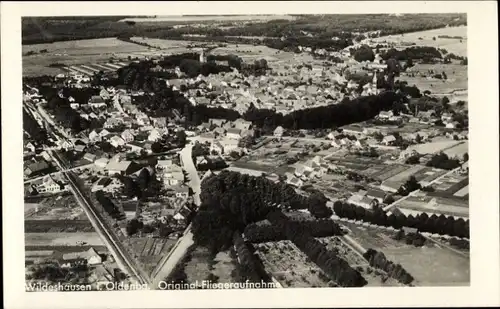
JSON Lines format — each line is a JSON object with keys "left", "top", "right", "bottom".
{"left": 22, "top": 14, "right": 469, "bottom": 290}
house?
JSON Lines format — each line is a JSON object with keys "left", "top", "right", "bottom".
{"left": 136, "top": 114, "right": 150, "bottom": 126}
{"left": 382, "top": 135, "right": 396, "bottom": 146}
{"left": 347, "top": 191, "right": 378, "bottom": 209}
{"left": 163, "top": 170, "right": 185, "bottom": 187}
{"left": 148, "top": 129, "right": 163, "bottom": 142}
{"left": 35, "top": 175, "right": 66, "bottom": 194}
{"left": 233, "top": 118, "right": 252, "bottom": 131}
{"left": 209, "top": 118, "right": 227, "bottom": 127}
{"left": 226, "top": 128, "right": 242, "bottom": 140}
{"left": 156, "top": 160, "right": 173, "bottom": 171}
{"left": 94, "top": 158, "right": 110, "bottom": 169}
{"left": 24, "top": 160, "right": 50, "bottom": 177}
{"left": 173, "top": 203, "right": 195, "bottom": 225}
{"left": 172, "top": 186, "right": 190, "bottom": 199}
{"left": 99, "top": 129, "right": 111, "bottom": 138}
{"left": 104, "top": 118, "right": 123, "bottom": 129}
{"left": 92, "top": 177, "right": 112, "bottom": 192}
{"left": 210, "top": 141, "right": 224, "bottom": 155}
{"left": 366, "top": 189, "right": 387, "bottom": 203}
{"left": 105, "top": 160, "right": 139, "bottom": 176}
{"left": 89, "top": 130, "right": 102, "bottom": 142}
{"left": 109, "top": 136, "right": 126, "bottom": 148}
{"left": 88, "top": 96, "right": 107, "bottom": 108}
{"left": 378, "top": 110, "right": 393, "bottom": 119}
{"left": 287, "top": 176, "right": 304, "bottom": 188}
{"left": 74, "top": 144, "right": 86, "bottom": 153}
{"left": 83, "top": 153, "right": 97, "bottom": 162}
{"left": 70, "top": 103, "right": 80, "bottom": 109}
{"left": 221, "top": 138, "right": 240, "bottom": 154}
{"left": 25, "top": 142, "right": 36, "bottom": 153}
{"left": 121, "top": 130, "right": 135, "bottom": 143}
{"left": 151, "top": 117, "right": 168, "bottom": 128}
{"left": 61, "top": 247, "right": 102, "bottom": 267}
{"left": 274, "top": 126, "right": 284, "bottom": 139}
{"left": 127, "top": 142, "right": 144, "bottom": 153}
{"left": 122, "top": 200, "right": 138, "bottom": 219}
{"left": 441, "top": 113, "right": 454, "bottom": 123}
{"left": 213, "top": 127, "right": 226, "bottom": 137}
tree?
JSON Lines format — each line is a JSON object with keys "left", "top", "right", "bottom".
{"left": 151, "top": 142, "right": 163, "bottom": 153}
{"left": 137, "top": 168, "right": 151, "bottom": 192}
{"left": 463, "top": 152, "right": 469, "bottom": 162}
{"left": 126, "top": 218, "right": 143, "bottom": 236}
{"left": 307, "top": 192, "right": 332, "bottom": 218}
{"left": 176, "top": 130, "right": 187, "bottom": 147}
{"left": 353, "top": 45, "right": 375, "bottom": 62}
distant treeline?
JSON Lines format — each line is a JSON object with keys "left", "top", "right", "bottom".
{"left": 333, "top": 201, "right": 469, "bottom": 238}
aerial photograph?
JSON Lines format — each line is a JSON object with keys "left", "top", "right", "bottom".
{"left": 22, "top": 13, "right": 469, "bottom": 291}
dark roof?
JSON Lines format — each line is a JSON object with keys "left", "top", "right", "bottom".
{"left": 97, "top": 177, "right": 112, "bottom": 187}
{"left": 25, "top": 161, "right": 50, "bottom": 173}
{"left": 122, "top": 200, "right": 138, "bottom": 212}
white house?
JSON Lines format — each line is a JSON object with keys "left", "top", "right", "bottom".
{"left": 274, "top": 126, "right": 284, "bottom": 139}
{"left": 210, "top": 141, "right": 224, "bottom": 155}
{"left": 36, "top": 175, "right": 65, "bottom": 194}
{"left": 99, "top": 129, "right": 111, "bottom": 138}
{"left": 382, "top": 135, "right": 396, "bottom": 146}
{"left": 109, "top": 136, "right": 126, "bottom": 148}
{"left": 225, "top": 128, "right": 242, "bottom": 140}
{"left": 121, "top": 129, "right": 135, "bottom": 143}
{"left": 148, "top": 129, "right": 163, "bottom": 142}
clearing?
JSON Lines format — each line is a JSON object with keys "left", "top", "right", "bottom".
{"left": 23, "top": 38, "right": 150, "bottom": 76}
{"left": 25, "top": 232, "right": 104, "bottom": 246}
{"left": 339, "top": 222, "right": 469, "bottom": 286}
{"left": 369, "top": 26, "right": 467, "bottom": 57}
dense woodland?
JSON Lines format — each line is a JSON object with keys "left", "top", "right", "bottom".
{"left": 333, "top": 201, "right": 469, "bottom": 238}
{"left": 244, "top": 219, "right": 345, "bottom": 243}
{"left": 22, "top": 14, "right": 466, "bottom": 48}
{"left": 23, "top": 108, "right": 50, "bottom": 145}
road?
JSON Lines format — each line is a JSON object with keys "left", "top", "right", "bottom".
{"left": 382, "top": 165, "right": 463, "bottom": 212}
{"left": 49, "top": 148, "right": 150, "bottom": 286}
{"left": 150, "top": 141, "right": 201, "bottom": 289}
{"left": 24, "top": 163, "right": 94, "bottom": 184}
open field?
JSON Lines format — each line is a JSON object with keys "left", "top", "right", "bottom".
{"left": 125, "top": 237, "right": 176, "bottom": 276}
{"left": 24, "top": 220, "right": 94, "bottom": 233}
{"left": 400, "top": 63, "right": 467, "bottom": 97}
{"left": 25, "top": 232, "right": 104, "bottom": 246}
{"left": 406, "top": 140, "right": 462, "bottom": 155}
{"left": 369, "top": 26, "right": 467, "bottom": 57}
{"left": 25, "top": 195, "right": 88, "bottom": 220}
{"left": 339, "top": 222, "right": 469, "bottom": 285}
{"left": 120, "top": 15, "right": 296, "bottom": 23}
{"left": 23, "top": 38, "right": 150, "bottom": 76}
{"left": 255, "top": 240, "right": 330, "bottom": 288}
{"left": 443, "top": 141, "right": 468, "bottom": 158}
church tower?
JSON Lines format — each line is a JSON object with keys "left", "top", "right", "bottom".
{"left": 199, "top": 49, "right": 206, "bottom": 63}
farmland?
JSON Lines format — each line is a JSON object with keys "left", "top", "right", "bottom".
{"left": 369, "top": 26, "right": 467, "bottom": 57}
{"left": 400, "top": 63, "right": 468, "bottom": 98}
{"left": 124, "top": 237, "right": 176, "bottom": 276}
{"left": 338, "top": 222, "right": 469, "bottom": 286}
{"left": 255, "top": 240, "right": 331, "bottom": 288}
{"left": 25, "top": 232, "right": 105, "bottom": 246}
{"left": 24, "top": 194, "right": 87, "bottom": 220}
{"left": 23, "top": 38, "right": 150, "bottom": 76}
{"left": 24, "top": 220, "right": 94, "bottom": 233}
{"left": 120, "top": 15, "right": 297, "bottom": 23}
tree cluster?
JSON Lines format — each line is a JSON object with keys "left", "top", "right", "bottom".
{"left": 244, "top": 219, "right": 345, "bottom": 243}
{"left": 381, "top": 46, "right": 442, "bottom": 61}
{"left": 363, "top": 249, "right": 414, "bottom": 284}
{"left": 351, "top": 45, "right": 375, "bottom": 62}
{"left": 23, "top": 109, "right": 49, "bottom": 145}
{"left": 95, "top": 190, "right": 122, "bottom": 219}
{"left": 333, "top": 201, "right": 469, "bottom": 238}
{"left": 426, "top": 152, "right": 461, "bottom": 170}
{"left": 266, "top": 209, "right": 367, "bottom": 287}
{"left": 233, "top": 232, "right": 272, "bottom": 283}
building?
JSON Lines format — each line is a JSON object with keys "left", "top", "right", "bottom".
{"left": 274, "top": 126, "right": 284, "bottom": 139}
{"left": 94, "top": 158, "right": 110, "bottom": 169}
{"left": 88, "top": 96, "right": 107, "bottom": 108}
{"left": 88, "top": 130, "right": 102, "bottom": 143}
{"left": 92, "top": 177, "right": 112, "bottom": 192}
{"left": 61, "top": 247, "right": 102, "bottom": 268}
{"left": 382, "top": 135, "right": 396, "bottom": 146}
{"left": 148, "top": 129, "right": 163, "bottom": 142}
{"left": 172, "top": 185, "right": 190, "bottom": 199}
{"left": 35, "top": 175, "right": 66, "bottom": 194}
{"left": 109, "top": 136, "right": 126, "bottom": 148}
{"left": 225, "top": 128, "right": 242, "bottom": 140}
{"left": 210, "top": 141, "right": 224, "bottom": 155}
{"left": 24, "top": 160, "right": 50, "bottom": 177}
{"left": 83, "top": 153, "right": 97, "bottom": 162}
{"left": 121, "top": 130, "right": 135, "bottom": 143}
{"left": 105, "top": 160, "right": 139, "bottom": 176}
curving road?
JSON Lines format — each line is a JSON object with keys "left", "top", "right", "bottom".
{"left": 150, "top": 142, "right": 200, "bottom": 289}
